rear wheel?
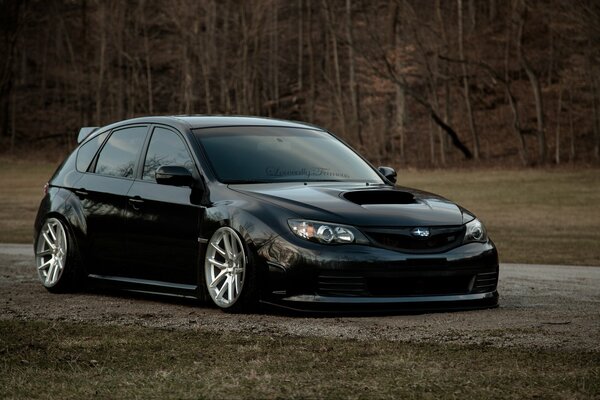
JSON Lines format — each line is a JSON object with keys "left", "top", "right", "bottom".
{"left": 35, "top": 217, "right": 78, "bottom": 292}
{"left": 204, "top": 227, "right": 258, "bottom": 312}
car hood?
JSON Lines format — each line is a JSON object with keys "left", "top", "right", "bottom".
{"left": 231, "top": 183, "right": 468, "bottom": 227}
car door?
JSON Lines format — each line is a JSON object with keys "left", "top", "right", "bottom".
{"left": 75, "top": 125, "right": 149, "bottom": 277}
{"left": 125, "top": 126, "right": 203, "bottom": 285}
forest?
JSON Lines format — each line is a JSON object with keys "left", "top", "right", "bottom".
{"left": 1, "top": 0, "right": 599, "bottom": 167}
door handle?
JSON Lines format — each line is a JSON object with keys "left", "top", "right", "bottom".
{"left": 128, "top": 196, "right": 144, "bottom": 210}
{"left": 74, "top": 188, "right": 88, "bottom": 197}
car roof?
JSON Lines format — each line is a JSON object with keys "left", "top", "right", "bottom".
{"left": 80, "top": 115, "right": 324, "bottom": 146}
{"left": 98, "top": 115, "right": 320, "bottom": 132}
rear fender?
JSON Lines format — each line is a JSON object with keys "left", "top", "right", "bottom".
{"left": 34, "top": 187, "right": 88, "bottom": 269}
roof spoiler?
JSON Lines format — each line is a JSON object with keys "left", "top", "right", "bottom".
{"left": 77, "top": 127, "right": 99, "bottom": 144}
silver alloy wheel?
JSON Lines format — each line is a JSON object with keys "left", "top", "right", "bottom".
{"left": 204, "top": 227, "right": 246, "bottom": 308}
{"left": 35, "top": 218, "right": 68, "bottom": 287}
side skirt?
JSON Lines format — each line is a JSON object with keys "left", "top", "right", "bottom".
{"left": 87, "top": 274, "right": 198, "bottom": 298}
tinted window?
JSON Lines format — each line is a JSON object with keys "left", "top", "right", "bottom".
{"left": 194, "top": 127, "right": 383, "bottom": 184}
{"left": 95, "top": 126, "right": 147, "bottom": 178}
{"left": 143, "top": 128, "right": 194, "bottom": 181}
{"left": 76, "top": 132, "right": 108, "bottom": 172}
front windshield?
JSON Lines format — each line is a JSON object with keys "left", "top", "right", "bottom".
{"left": 194, "top": 126, "right": 383, "bottom": 184}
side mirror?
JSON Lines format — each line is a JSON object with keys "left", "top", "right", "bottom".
{"left": 378, "top": 166, "right": 397, "bottom": 184}
{"left": 155, "top": 166, "right": 194, "bottom": 187}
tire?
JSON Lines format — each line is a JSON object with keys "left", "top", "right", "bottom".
{"left": 34, "top": 217, "right": 80, "bottom": 293}
{"left": 203, "top": 227, "right": 259, "bottom": 313}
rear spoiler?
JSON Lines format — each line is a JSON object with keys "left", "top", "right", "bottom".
{"left": 77, "top": 127, "right": 99, "bottom": 144}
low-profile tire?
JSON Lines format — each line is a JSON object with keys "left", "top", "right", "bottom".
{"left": 203, "top": 227, "right": 259, "bottom": 313}
{"left": 34, "top": 217, "right": 80, "bottom": 293}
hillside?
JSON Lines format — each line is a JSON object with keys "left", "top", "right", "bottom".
{"left": 0, "top": 0, "right": 598, "bottom": 167}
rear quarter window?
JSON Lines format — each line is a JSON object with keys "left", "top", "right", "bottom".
{"left": 76, "top": 132, "right": 108, "bottom": 172}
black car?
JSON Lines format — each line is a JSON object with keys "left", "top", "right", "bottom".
{"left": 34, "top": 116, "right": 498, "bottom": 312}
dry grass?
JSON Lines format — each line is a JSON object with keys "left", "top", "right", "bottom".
{"left": 1, "top": 320, "right": 598, "bottom": 400}
{"left": 0, "top": 158, "right": 60, "bottom": 244}
{"left": 0, "top": 157, "right": 598, "bottom": 265}
{"left": 400, "top": 168, "right": 600, "bottom": 266}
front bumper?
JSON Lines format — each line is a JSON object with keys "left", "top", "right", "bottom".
{"left": 258, "top": 234, "right": 499, "bottom": 311}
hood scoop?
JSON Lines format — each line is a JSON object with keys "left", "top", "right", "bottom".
{"left": 343, "top": 190, "right": 416, "bottom": 205}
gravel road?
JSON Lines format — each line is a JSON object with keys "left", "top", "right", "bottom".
{"left": 1, "top": 244, "right": 599, "bottom": 351}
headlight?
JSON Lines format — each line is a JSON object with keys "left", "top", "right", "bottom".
{"left": 288, "top": 219, "right": 369, "bottom": 245}
{"left": 463, "top": 218, "right": 488, "bottom": 243}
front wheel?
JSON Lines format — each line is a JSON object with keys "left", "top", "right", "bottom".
{"left": 204, "top": 227, "right": 258, "bottom": 313}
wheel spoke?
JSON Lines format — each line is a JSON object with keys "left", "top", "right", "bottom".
{"left": 234, "top": 274, "right": 241, "bottom": 295}
{"left": 47, "top": 224, "right": 57, "bottom": 242}
{"left": 209, "top": 258, "right": 228, "bottom": 269}
{"left": 227, "top": 276, "right": 234, "bottom": 302}
{"left": 215, "top": 277, "right": 228, "bottom": 300}
{"left": 56, "top": 258, "right": 64, "bottom": 273}
{"left": 45, "top": 262, "right": 55, "bottom": 284}
{"left": 51, "top": 261, "right": 60, "bottom": 282}
{"left": 42, "top": 232, "right": 55, "bottom": 249}
{"left": 230, "top": 238, "right": 238, "bottom": 258}
{"left": 36, "top": 249, "right": 52, "bottom": 257}
{"left": 210, "top": 242, "right": 226, "bottom": 257}
{"left": 209, "top": 270, "right": 227, "bottom": 288}
{"left": 38, "top": 258, "right": 53, "bottom": 270}
{"left": 222, "top": 234, "right": 233, "bottom": 260}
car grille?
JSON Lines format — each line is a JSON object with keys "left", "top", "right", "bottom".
{"left": 317, "top": 274, "right": 368, "bottom": 296}
{"left": 363, "top": 226, "right": 465, "bottom": 253}
{"left": 316, "top": 270, "right": 498, "bottom": 297}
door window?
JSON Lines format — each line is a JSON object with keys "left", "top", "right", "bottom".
{"left": 142, "top": 127, "right": 194, "bottom": 181}
{"left": 95, "top": 126, "right": 147, "bottom": 178}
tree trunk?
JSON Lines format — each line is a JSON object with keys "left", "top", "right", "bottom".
{"left": 95, "top": 2, "right": 106, "bottom": 124}
{"left": 590, "top": 72, "right": 600, "bottom": 160}
{"left": 506, "top": 84, "right": 529, "bottom": 165}
{"left": 273, "top": 5, "right": 279, "bottom": 108}
{"left": 436, "top": 0, "right": 448, "bottom": 164}
{"left": 588, "top": 42, "right": 600, "bottom": 160}
{"left": 568, "top": 85, "right": 575, "bottom": 162}
{"left": 307, "top": 0, "right": 315, "bottom": 122}
{"left": 298, "top": 0, "right": 303, "bottom": 91}
{"left": 395, "top": 82, "right": 406, "bottom": 162}
{"left": 346, "top": 0, "right": 361, "bottom": 144}
{"left": 489, "top": 0, "right": 496, "bottom": 21}
{"left": 0, "top": 1, "right": 25, "bottom": 139}
{"left": 555, "top": 80, "right": 562, "bottom": 164}
{"left": 322, "top": 1, "right": 346, "bottom": 134}
{"left": 517, "top": 3, "right": 546, "bottom": 163}
{"left": 141, "top": 2, "right": 153, "bottom": 114}
{"left": 458, "top": 0, "right": 480, "bottom": 159}
{"left": 468, "top": 0, "right": 476, "bottom": 30}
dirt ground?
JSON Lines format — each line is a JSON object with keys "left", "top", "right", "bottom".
{"left": 1, "top": 244, "right": 599, "bottom": 351}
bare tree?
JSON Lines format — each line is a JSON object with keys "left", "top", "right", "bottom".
{"left": 516, "top": 1, "right": 547, "bottom": 163}
{"left": 322, "top": 0, "right": 346, "bottom": 135}
{"left": 458, "top": 0, "right": 480, "bottom": 160}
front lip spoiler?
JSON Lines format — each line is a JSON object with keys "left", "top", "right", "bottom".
{"left": 281, "top": 291, "right": 497, "bottom": 304}
{"left": 260, "top": 291, "right": 499, "bottom": 314}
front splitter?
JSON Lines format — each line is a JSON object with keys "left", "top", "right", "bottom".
{"left": 260, "top": 291, "right": 499, "bottom": 314}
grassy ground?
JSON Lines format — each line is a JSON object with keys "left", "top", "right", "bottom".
{"left": 400, "top": 168, "right": 600, "bottom": 266}
{"left": 0, "top": 158, "right": 60, "bottom": 244}
{"left": 0, "top": 157, "right": 598, "bottom": 265}
{"left": 2, "top": 163, "right": 599, "bottom": 399}
{"left": 0, "top": 159, "right": 600, "bottom": 265}
{"left": 1, "top": 319, "right": 598, "bottom": 400}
